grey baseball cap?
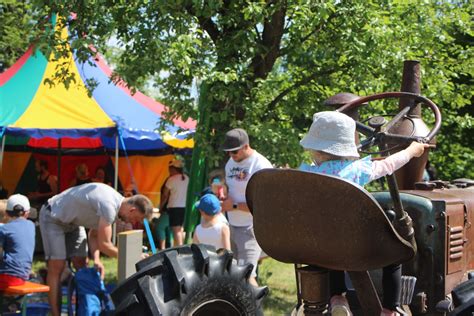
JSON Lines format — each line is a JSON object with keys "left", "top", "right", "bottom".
{"left": 221, "top": 128, "right": 249, "bottom": 151}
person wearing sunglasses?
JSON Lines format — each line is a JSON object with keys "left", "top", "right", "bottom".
{"left": 221, "top": 128, "right": 273, "bottom": 287}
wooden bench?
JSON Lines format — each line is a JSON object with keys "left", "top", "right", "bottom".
{"left": 0, "top": 281, "right": 50, "bottom": 315}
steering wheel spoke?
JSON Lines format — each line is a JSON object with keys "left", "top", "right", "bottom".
{"left": 383, "top": 105, "right": 412, "bottom": 133}
{"left": 382, "top": 133, "right": 428, "bottom": 145}
{"left": 355, "top": 122, "right": 375, "bottom": 136}
{"left": 357, "top": 137, "right": 376, "bottom": 151}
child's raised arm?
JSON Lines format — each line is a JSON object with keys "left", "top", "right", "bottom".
{"left": 371, "top": 141, "right": 430, "bottom": 181}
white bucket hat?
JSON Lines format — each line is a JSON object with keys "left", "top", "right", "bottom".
{"left": 300, "top": 111, "right": 359, "bottom": 158}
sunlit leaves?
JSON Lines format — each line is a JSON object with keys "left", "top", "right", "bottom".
{"left": 11, "top": 0, "right": 471, "bottom": 178}
{"left": 0, "top": 1, "right": 44, "bottom": 72}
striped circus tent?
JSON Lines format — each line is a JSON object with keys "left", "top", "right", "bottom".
{"left": 0, "top": 21, "right": 195, "bottom": 151}
{"left": 0, "top": 18, "right": 196, "bottom": 203}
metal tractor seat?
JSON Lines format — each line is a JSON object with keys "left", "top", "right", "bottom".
{"left": 246, "top": 168, "right": 416, "bottom": 315}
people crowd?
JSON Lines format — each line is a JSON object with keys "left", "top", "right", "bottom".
{"left": 0, "top": 108, "right": 432, "bottom": 316}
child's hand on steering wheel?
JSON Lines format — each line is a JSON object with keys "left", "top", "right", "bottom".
{"left": 407, "top": 141, "right": 430, "bottom": 158}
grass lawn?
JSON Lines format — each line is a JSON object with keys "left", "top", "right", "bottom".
{"left": 32, "top": 255, "right": 297, "bottom": 315}
{"left": 32, "top": 255, "right": 120, "bottom": 286}
{"left": 259, "top": 258, "right": 298, "bottom": 315}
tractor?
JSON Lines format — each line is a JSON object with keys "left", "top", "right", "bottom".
{"left": 246, "top": 61, "right": 474, "bottom": 315}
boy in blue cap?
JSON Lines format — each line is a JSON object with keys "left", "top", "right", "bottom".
{"left": 193, "top": 194, "right": 230, "bottom": 251}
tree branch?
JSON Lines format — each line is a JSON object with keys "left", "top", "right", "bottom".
{"left": 254, "top": 25, "right": 262, "bottom": 42}
{"left": 185, "top": 5, "right": 220, "bottom": 44}
{"left": 266, "top": 68, "right": 336, "bottom": 109}
{"left": 279, "top": 11, "right": 338, "bottom": 58}
{"left": 302, "top": 11, "right": 337, "bottom": 44}
{"left": 249, "top": 2, "right": 287, "bottom": 80}
{"left": 197, "top": 16, "right": 220, "bottom": 43}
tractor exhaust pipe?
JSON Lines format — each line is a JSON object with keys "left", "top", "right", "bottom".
{"left": 392, "top": 60, "right": 433, "bottom": 189}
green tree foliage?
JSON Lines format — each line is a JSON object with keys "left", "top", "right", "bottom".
{"left": 0, "top": 1, "right": 40, "bottom": 72}
{"left": 24, "top": 1, "right": 474, "bottom": 178}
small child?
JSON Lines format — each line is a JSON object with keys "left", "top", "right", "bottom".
{"left": 300, "top": 111, "right": 429, "bottom": 316}
{"left": 0, "top": 194, "right": 36, "bottom": 288}
{"left": 208, "top": 169, "right": 228, "bottom": 201}
{"left": 153, "top": 206, "right": 172, "bottom": 250}
{"left": 193, "top": 193, "right": 231, "bottom": 251}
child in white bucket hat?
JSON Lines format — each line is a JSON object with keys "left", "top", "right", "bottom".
{"left": 300, "top": 111, "right": 429, "bottom": 316}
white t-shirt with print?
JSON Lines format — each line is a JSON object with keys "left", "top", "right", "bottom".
{"left": 165, "top": 174, "right": 189, "bottom": 208}
{"left": 225, "top": 150, "right": 272, "bottom": 227}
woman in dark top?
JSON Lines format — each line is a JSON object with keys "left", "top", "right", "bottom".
{"left": 92, "top": 167, "right": 112, "bottom": 186}
{"left": 28, "top": 159, "right": 58, "bottom": 207}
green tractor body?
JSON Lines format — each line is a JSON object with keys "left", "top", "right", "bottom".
{"left": 374, "top": 188, "right": 474, "bottom": 314}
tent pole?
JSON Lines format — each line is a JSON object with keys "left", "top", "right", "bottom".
{"left": 113, "top": 134, "right": 119, "bottom": 245}
{"left": 114, "top": 134, "right": 119, "bottom": 190}
{"left": 0, "top": 134, "right": 6, "bottom": 174}
{"left": 57, "top": 138, "right": 62, "bottom": 191}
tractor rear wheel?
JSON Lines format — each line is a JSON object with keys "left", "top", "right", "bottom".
{"left": 111, "top": 244, "right": 268, "bottom": 315}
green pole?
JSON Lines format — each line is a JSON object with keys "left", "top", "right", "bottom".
{"left": 183, "top": 83, "right": 211, "bottom": 243}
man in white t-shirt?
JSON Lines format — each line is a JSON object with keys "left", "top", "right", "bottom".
{"left": 221, "top": 128, "right": 272, "bottom": 286}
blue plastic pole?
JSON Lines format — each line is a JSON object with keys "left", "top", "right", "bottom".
{"left": 143, "top": 219, "right": 157, "bottom": 254}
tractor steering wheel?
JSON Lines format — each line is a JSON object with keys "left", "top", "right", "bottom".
{"left": 336, "top": 92, "right": 441, "bottom": 154}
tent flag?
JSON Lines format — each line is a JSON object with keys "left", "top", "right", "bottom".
{"left": 0, "top": 16, "right": 196, "bottom": 151}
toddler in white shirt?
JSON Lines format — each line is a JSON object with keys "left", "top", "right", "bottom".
{"left": 193, "top": 194, "right": 231, "bottom": 251}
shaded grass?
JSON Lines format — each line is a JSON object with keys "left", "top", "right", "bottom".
{"left": 259, "top": 258, "right": 298, "bottom": 315}
{"left": 32, "top": 255, "right": 119, "bottom": 286}
{"left": 32, "top": 256, "right": 297, "bottom": 314}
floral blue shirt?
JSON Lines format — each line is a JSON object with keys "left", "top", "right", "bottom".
{"left": 299, "top": 156, "right": 373, "bottom": 187}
